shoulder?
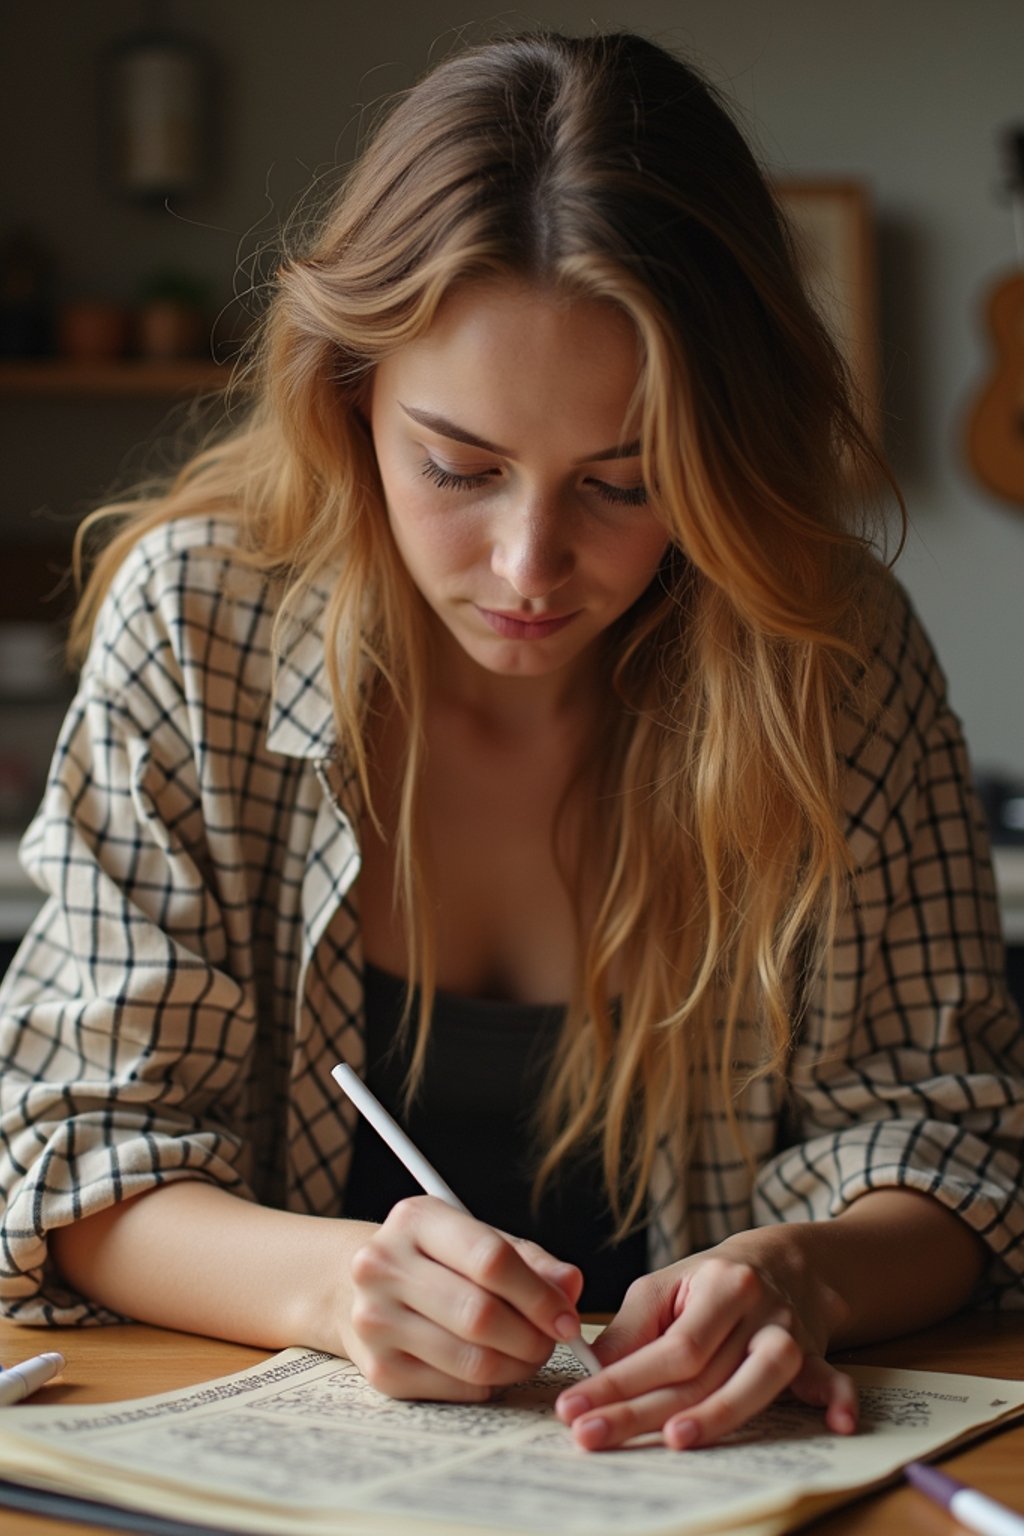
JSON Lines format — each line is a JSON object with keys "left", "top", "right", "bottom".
{"left": 87, "top": 516, "right": 279, "bottom": 715}
{"left": 99, "top": 514, "right": 273, "bottom": 637}
{"left": 855, "top": 574, "right": 949, "bottom": 742}
{"left": 839, "top": 573, "right": 961, "bottom": 846}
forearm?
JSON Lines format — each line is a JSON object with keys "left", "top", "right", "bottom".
{"left": 723, "top": 1188, "right": 988, "bottom": 1349}
{"left": 49, "top": 1182, "right": 378, "bottom": 1355}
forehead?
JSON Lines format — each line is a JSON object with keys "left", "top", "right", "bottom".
{"left": 372, "top": 279, "right": 643, "bottom": 448}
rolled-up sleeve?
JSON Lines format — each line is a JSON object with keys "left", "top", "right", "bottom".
{"left": 0, "top": 534, "right": 271, "bottom": 1324}
{"left": 753, "top": 595, "right": 1024, "bottom": 1304}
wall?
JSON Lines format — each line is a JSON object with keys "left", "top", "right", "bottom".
{"left": 2, "top": 0, "right": 1022, "bottom": 771}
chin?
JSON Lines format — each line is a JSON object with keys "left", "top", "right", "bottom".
{"left": 485, "top": 638, "right": 596, "bottom": 679}
{"left": 474, "top": 647, "right": 562, "bottom": 676}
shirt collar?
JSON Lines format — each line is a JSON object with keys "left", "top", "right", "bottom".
{"left": 265, "top": 568, "right": 339, "bottom": 761}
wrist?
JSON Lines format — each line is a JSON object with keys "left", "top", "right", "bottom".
{"left": 287, "top": 1216, "right": 380, "bottom": 1357}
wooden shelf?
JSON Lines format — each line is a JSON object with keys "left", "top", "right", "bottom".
{"left": 0, "top": 359, "right": 232, "bottom": 397}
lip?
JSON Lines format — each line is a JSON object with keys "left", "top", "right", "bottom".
{"left": 476, "top": 607, "right": 580, "bottom": 640}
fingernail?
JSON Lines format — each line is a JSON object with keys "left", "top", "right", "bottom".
{"left": 557, "top": 1391, "right": 590, "bottom": 1422}
{"left": 554, "top": 1312, "right": 581, "bottom": 1341}
{"left": 574, "top": 1415, "right": 610, "bottom": 1450}
{"left": 667, "top": 1418, "right": 700, "bottom": 1450}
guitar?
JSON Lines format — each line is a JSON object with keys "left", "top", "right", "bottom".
{"left": 965, "top": 128, "right": 1024, "bottom": 510}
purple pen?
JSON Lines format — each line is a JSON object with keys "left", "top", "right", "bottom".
{"left": 906, "top": 1461, "right": 1024, "bottom": 1536}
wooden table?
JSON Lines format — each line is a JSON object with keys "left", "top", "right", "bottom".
{"left": 1, "top": 1312, "right": 1023, "bottom": 1534}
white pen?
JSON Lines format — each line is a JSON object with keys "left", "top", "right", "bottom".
{"left": 331, "top": 1061, "right": 600, "bottom": 1376}
{"left": 0, "top": 1351, "right": 66, "bottom": 1406}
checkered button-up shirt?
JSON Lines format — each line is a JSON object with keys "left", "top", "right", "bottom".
{"left": 1, "top": 515, "right": 1022, "bottom": 1323}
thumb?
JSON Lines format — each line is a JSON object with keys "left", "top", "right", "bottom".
{"left": 590, "top": 1273, "right": 672, "bottom": 1367}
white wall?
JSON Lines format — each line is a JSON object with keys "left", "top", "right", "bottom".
{"left": 3, "top": 0, "right": 1023, "bottom": 771}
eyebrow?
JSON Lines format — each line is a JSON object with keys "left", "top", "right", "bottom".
{"left": 399, "top": 404, "right": 641, "bottom": 463}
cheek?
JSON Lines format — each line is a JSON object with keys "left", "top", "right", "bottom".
{"left": 386, "top": 494, "right": 480, "bottom": 579}
{"left": 609, "top": 524, "right": 671, "bottom": 592}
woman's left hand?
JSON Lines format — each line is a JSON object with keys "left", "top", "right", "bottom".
{"left": 555, "top": 1231, "right": 857, "bottom": 1451}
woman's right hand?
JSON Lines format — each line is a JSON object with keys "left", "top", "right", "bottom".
{"left": 340, "top": 1195, "right": 585, "bottom": 1400}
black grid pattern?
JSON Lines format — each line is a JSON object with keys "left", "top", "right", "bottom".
{"left": 1, "top": 517, "right": 1022, "bottom": 1325}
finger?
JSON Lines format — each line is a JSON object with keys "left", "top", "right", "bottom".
{"left": 790, "top": 1355, "right": 859, "bottom": 1435}
{"left": 353, "top": 1227, "right": 561, "bottom": 1368}
{"left": 566, "top": 1330, "right": 750, "bottom": 1450}
{"left": 371, "top": 1298, "right": 551, "bottom": 1391}
{"left": 558, "top": 1263, "right": 764, "bottom": 1419}
{"left": 557, "top": 1326, "right": 708, "bottom": 1423}
{"left": 425, "top": 1267, "right": 565, "bottom": 1372}
{"left": 570, "top": 1385, "right": 705, "bottom": 1450}
{"left": 353, "top": 1333, "right": 494, "bottom": 1403}
{"left": 504, "top": 1235, "right": 585, "bottom": 1309}
{"left": 581, "top": 1271, "right": 675, "bottom": 1369}
{"left": 662, "top": 1322, "right": 804, "bottom": 1449}
{"left": 386, "top": 1199, "right": 583, "bottom": 1345}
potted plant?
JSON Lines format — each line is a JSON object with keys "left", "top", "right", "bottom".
{"left": 135, "top": 269, "right": 210, "bottom": 359}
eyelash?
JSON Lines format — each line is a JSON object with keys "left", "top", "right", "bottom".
{"left": 419, "top": 459, "right": 492, "bottom": 493}
{"left": 418, "top": 458, "right": 648, "bottom": 507}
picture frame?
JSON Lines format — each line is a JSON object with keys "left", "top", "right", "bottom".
{"left": 774, "top": 180, "right": 881, "bottom": 445}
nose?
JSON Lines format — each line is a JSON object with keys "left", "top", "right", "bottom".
{"left": 490, "top": 498, "right": 575, "bottom": 601}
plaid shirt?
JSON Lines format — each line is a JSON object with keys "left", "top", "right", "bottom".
{"left": 1, "top": 515, "right": 1022, "bottom": 1324}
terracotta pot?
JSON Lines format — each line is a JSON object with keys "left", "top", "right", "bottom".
{"left": 135, "top": 299, "right": 206, "bottom": 359}
{"left": 58, "top": 301, "right": 129, "bottom": 359}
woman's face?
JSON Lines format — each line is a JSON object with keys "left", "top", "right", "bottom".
{"left": 368, "top": 280, "right": 670, "bottom": 686}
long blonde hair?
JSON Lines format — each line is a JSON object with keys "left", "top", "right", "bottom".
{"left": 72, "top": 32, "right": 901, "bottom": 1233}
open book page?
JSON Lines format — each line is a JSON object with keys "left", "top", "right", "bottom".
{"left": 0, "top": 1332, "right": 1022, "bottom": 1536}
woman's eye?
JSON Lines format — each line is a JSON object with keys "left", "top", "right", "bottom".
{"left": 589, "top": 479, "right": 649, "bottom": 508}
{"left": 419, "top": 458, "right": 494, "bottom": 492}
{"left": 418, "top": 457, "right": 647, "bottom": 506}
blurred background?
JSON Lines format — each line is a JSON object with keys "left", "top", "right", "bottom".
{"left": 1, "top": 0, "right": 1022, "bottom": 984}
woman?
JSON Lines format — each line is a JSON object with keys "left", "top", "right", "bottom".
{"left": 1, "top": 32, "right": 1022, "bottom": 1454}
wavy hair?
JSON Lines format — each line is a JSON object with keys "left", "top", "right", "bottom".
{"left": 71, "top": 32, "right": 901, "bottom": 1234}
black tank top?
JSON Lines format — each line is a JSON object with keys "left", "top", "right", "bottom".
{"left": 343, "top": 962, "right": 647, "bottom": 1311}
